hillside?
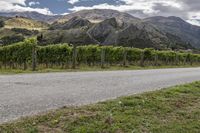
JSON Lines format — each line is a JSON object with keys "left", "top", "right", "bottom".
{"left": 144, "top": 16, "right": 200, "bottom": 48}
{"left": 46, "top": 9, "right": 197, "bottom": 49}
{"left": 59, "top": 9, "right": 141, "bottom": 24}
{"left": 0, "top": 9, "right": 199, "bottom": 49}
{"left": 50, "top": 16, "right": 92, "bottom": 30}
{"left": 43, "top": 16, "right": 190, "bottom": 49}
{"left": 0, "top": 12, "right": 60, "bottom": 23}
{"left": 0, "top": 16, "right": 43, "bottom": 45}
{"left": 4, "top": 17, "right": 49, "bottom": 30}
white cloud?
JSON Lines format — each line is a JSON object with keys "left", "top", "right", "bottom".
{"left": 70, "top": 0, "right": 183, "bottom": 16}
{"left": 186, "top": 11, "right": 200, "bottom": 26}
{"left": 61, "top": 12, "right": 69, "bottom": 15}
{"left": 6, "top": 0, "right": 26, "bottom": 5}
{"left": 29, "top": 1, "right": 40, "bottom": 6}
{"left": 70, "top": 3, "right": 155, "bottom": 13}
{"left": 0, "top": 0, "right": 52, "bottom": 15}
{"left": 68, "top": 0, "right": 80, "bottom": 4}
{"left": 187, "top": 19, "right": 200, "bottom": 26}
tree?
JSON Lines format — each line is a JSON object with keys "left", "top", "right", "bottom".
{"left": 1, "top": 35, "right": 25, "bottom": 45}
{"left": 37, "top": 33, "right": 43, "bottom": 42}
{"left": 0, "top": 20, "right": 4, "bottom": 28}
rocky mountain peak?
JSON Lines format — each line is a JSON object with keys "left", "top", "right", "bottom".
{"left": 0, "top": 9, "right": 199, "bottom": 49}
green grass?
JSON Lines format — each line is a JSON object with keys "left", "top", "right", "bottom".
{"left": 0, "top": 82, "right": 200, "bottom": 133}
{"left": 0, "top": 65, "right": 199, "bottom": 75}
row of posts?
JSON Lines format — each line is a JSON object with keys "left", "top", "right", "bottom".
{"left": 31, "top": 45, "right": 191, "bottom": 71}
{"left": 31, "top": 45, "right": 129, "bottom": 71}
{"left": 70, "top": 46, "right": 140, "bottom": 69}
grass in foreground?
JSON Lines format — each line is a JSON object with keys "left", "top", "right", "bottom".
{"left": 0, "top": 65, "right": 199, "bottom": 74}
{"left": 0, "top": 82, "right": 200, "bottom": 133}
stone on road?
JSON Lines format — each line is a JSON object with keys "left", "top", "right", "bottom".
{"left": 0, "top": 67, "right": 200, "bottom": 123}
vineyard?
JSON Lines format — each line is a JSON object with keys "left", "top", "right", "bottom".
{"left": 0, "top": 38, "right": 200, "bottom": 70}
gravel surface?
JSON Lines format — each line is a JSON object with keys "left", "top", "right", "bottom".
{"left": 0, "top": 67, "right": 200, "bottom": 123}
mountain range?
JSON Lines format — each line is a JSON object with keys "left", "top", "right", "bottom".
{"left": 0, "top": 9, "right": 199, "bottom": 49}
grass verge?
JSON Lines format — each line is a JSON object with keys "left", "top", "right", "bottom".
{"left": 0, "top": 82, "right": 200, "bottom": 133}
{"left": 0, "top": 65, "right": 199, "bottom": 74}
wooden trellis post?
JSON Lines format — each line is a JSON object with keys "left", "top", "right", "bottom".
{"left": 32, "top": 45, "right": 37, "bottom": 71}
{"left": 123, "top": 48, "right": 128, "bottom": 67}
{"left": 101, "top": 47, "right": 106, "bottom": 68}
{"left": 72, "top": 44, "right": 77, "bottom": 69}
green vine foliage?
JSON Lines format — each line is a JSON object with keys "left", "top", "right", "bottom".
{"left": 37, "top": 44, "right": 72, "bottom": 66}
{"left": 77, "top": 45, "right": 101, "bottom": 65}
{"left": 0, "top": 38, "right": 36, "bottom": 67}
{"left": 0, "top": 40, "right": 200, "bottom": 70}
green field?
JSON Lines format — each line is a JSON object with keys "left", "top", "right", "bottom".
{"left": 0, "top": 65, "right": 200, "bottom": 75}
{"left": 0, "top": 82, "right": 200, "bottom": 133}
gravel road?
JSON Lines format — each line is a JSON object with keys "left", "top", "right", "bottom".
{"left": 0, "top": 67, "right": 200, "bottom": 123}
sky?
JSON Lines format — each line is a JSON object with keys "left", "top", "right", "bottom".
{"left": 0, "top": 0, "right": 200, "bottom": 25}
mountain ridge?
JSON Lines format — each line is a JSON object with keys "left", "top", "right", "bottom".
{"left": 144, "top": 16, "right": 200, "bottom": 48}
{"left": 0, "top": 11, "right": 61, "bottom": 23}
{"left": 0, "top": 9, "right": 199, "bottom": 49}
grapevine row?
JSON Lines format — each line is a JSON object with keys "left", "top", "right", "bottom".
{"left": 0, "top": 39, "right": 199, "bottom": 70}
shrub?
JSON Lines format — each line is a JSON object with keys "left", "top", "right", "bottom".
{"left": 0, "top": 20, "right": 4, "bottom": 28}
{"left": 1, "top": 35, "right": 25, "bottom": 45}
